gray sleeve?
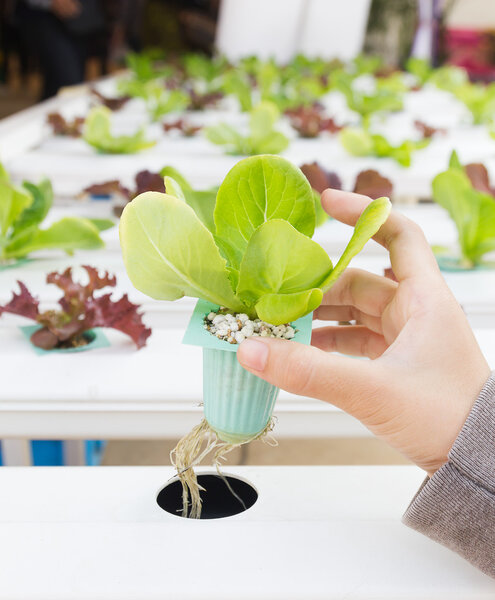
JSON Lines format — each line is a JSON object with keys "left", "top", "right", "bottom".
{"left": 403, "top": 372, "right": 495, "bottom": 578}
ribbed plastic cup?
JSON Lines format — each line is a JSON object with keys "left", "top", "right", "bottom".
{"left": 203, "top": 347, "right": 280, "bottom": 444}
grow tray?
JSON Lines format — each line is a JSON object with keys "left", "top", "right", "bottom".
{"left": 0, "top": 465, "right": 492, "bottom": 599}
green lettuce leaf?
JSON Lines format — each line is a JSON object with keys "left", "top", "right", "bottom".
{"left": 119, "top": 156, "right": 391, "bottom": 325}
{"left": 11, "top": 179, "right": 53, "bottom": 236}
{"left": 4, "top": 217, "right": 106, "bottom": 259}
{"left": 236, "top": 219, "right": 332, "bottom": 306}
{"left": 255, "top": 288, "right": 323, "bottom": 325}
{"left": 321, "top": 196, "right": 392, "bottom": 291}
{"left": 119, "top": 191, "right": 246, "bottom": 310}
{"left": 84, "top": 106, "right": 156, "bottom": 154}
{"left": 204, "top": 102, "right": 289, "bottom": 156}
{"left": 214, "top": 155, "right": 315, "bottom": 272}
{"left": 432, "top": 166, "right": 495, "bottom": 265}
{"left": 164, "top": 176, "right": 216, "bottom": 233}
{"left": 339, "top": 127, "right": 429, "bottom": 167}
{"left": 0, "top": 180, "right": 32, "bottom": 237}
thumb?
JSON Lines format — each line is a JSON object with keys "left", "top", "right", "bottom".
{"left": 237, "top": 337, "right": 380, "bottom": 417}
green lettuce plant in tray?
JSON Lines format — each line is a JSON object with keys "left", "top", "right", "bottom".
{"left": 84, "top": 106, "right": 156, "bottom": 154}
{"left": 0, "top": 164, "right": 113, "bottom": 266}
{"left": 204, "top": 102, "right": 289, "bottom": 156}
{"left": 120, "top": 155, "right": 391, "bottom": 517}
{"left": 432, "top": 151, "right": 495, "bottom": 269}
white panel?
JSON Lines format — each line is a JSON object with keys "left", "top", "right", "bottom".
{"left": 299, "top": 0, "right": 372, "bottom": 60}
{"left": 215, "top": 0, "right": 305, "bottom": 62}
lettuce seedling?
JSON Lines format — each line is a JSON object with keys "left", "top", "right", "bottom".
{"left": 428, "top": 65, "right": 468, "bottom": 93}
{"left": 339, "top": 127, "right": 430, "bottom": 167}
{"left": 84, "top": 106, "right": 156, "bottom": 153}
{"left": 90, "top": 88, "right": 131, "bottom": 111}
{"left": 454, "top": 82, "right": 495, "bottom": 125}
{"left": 335, "top": 73, "right": 403, "bottom": 129}
{"left": 286, "top": 104, "right": 343, "bottom": 138}
{"left": 432, "top": 151, "right": 495, "bottom": 267}
{"left": 47, "top": 113, "right": 85, "bottom": 137}
{"left": 0, "top": 166, "right": 113, "bottom": 262}
{"left": 163, "top": 119, "right": 202, "bottom": 136}
{"left": 84, "top": 166, "right": 217, "bottom": 223}
{"left": 120, "top": 155, "right": 391, "bottom": 325}
{"left": 185, "top": 89, "right": 223, "bottom": 111}
{"left": 144, "top": 82, "right": 189, "bottom": 121}
{"left": 353, "top": 169, "right": 393, "bottom": 199}
{"left": 205, "top": 102, "right": 289, "bottom": 156}
{"left": 414, "top": 120, "right": 446, "bottom": 139}
{"left": 0, "top": 266, "right": 151, "bottom": 350}
{"left": 405, "top": 57, "right": 433, "bottom": 87}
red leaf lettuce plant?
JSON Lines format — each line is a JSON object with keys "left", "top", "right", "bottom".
{"left": 0, "top": 266, "right": 151, "bottom": 350}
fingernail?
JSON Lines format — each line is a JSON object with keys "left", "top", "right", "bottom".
{"left": 238, "top": 338, "right": 269, "bottom": 371}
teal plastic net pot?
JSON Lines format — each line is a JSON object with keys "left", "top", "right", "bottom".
{"left": 203, "top": 347, "right": 280, "bottom": 443}
{"left": 183, "top": 299, "right": 313, "bottom": 444}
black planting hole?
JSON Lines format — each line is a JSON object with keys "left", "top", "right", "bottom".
{"left": 157, "top": 473, "right": 258, "bottom": 519}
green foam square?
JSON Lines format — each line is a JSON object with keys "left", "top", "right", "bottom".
{"left": 182, "top": 298, "right": 313, "bottom": 352}
{"left": 0, "top": 258, "right": 33, "bottom": 272}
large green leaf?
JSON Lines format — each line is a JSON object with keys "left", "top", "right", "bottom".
{"left": 255, "top": 288, "right": 323, "bottom": 325}
{"left": 119, "top": 192, "right": 245, "bottom": 310}
{"left": 0, "top": 180, "right": 33, "bottom": 237}
{"left": 236, "top": 219, "right": 332, "bottom": 306}
{"left": 214, "top": 155, "right": 315, "bottom": 273}
{"left": 321, "top": 196, "right": 391, "bottom": 291}
{"left": 4, "top": 217, "right": 105, "bottom": 258}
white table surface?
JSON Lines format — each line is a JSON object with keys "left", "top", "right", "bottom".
{"left": 0, "top": 465, "right": 492, "bottom": 599}
{"left": 0, "top": 318, "right": 493, "bottom": 440}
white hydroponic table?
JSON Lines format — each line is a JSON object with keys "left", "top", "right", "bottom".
{"left": 0, "top": 465, "right": 492, "bottom": 599}
{"left": 1, "top": 76, "right": 495, "bottom": 464}
{"left": 1, "top": 314, "right": 494, "bottom": 460}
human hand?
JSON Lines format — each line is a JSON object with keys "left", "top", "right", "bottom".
{"left": 51, "top": 0, "right": 81, "bottom": 19}
{"left": 237, "top": 189, "right": 490, "bottom": 474}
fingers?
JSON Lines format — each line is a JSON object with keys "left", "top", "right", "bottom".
{"left": 237, "top": 337, "right": 383, "bottom": 417}
{"left": 317, "top": 268, "right": 397, "bottom": 316}
{"left": 311, "top": 325, "right": 388, "bottom": 358}
{"left": 314, "top": 306, "right": 383, "bottom": 334}
{"left": 321, "top": 189, "right": 440, "bottom": 282}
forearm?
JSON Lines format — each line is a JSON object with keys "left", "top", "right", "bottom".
{"left": 403, "top": 372, "right": 495, "bottom": 577}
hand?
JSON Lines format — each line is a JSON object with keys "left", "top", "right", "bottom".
{"left": 51, "top": 0, "right": 81, "bottom": 19}
{"left": 237, "top": 189, "right": 490, "bottom": 474}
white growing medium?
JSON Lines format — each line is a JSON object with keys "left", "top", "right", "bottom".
{"left": 204, "top": 311, "right": 295, "bottom": 344}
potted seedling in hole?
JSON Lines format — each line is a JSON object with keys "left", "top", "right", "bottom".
{"left": 0, "top": 164, "right": 113, "bottom": 268}
{"left": 0, "top": 266, "right": 150, "bottom": 352}
{"left": 120, "top": 154, "right": 391, "bottom": 518}
{"left": 432, "top": 151, "right": 495, "bottom": 270}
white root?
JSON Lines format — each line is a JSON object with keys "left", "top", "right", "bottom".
{"left": 170, "top": 418, "right": 277, "bottom": 519}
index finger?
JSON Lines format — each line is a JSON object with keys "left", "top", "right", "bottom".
{"left": 321, "top": 188, "right": 440, "bottom": 282}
